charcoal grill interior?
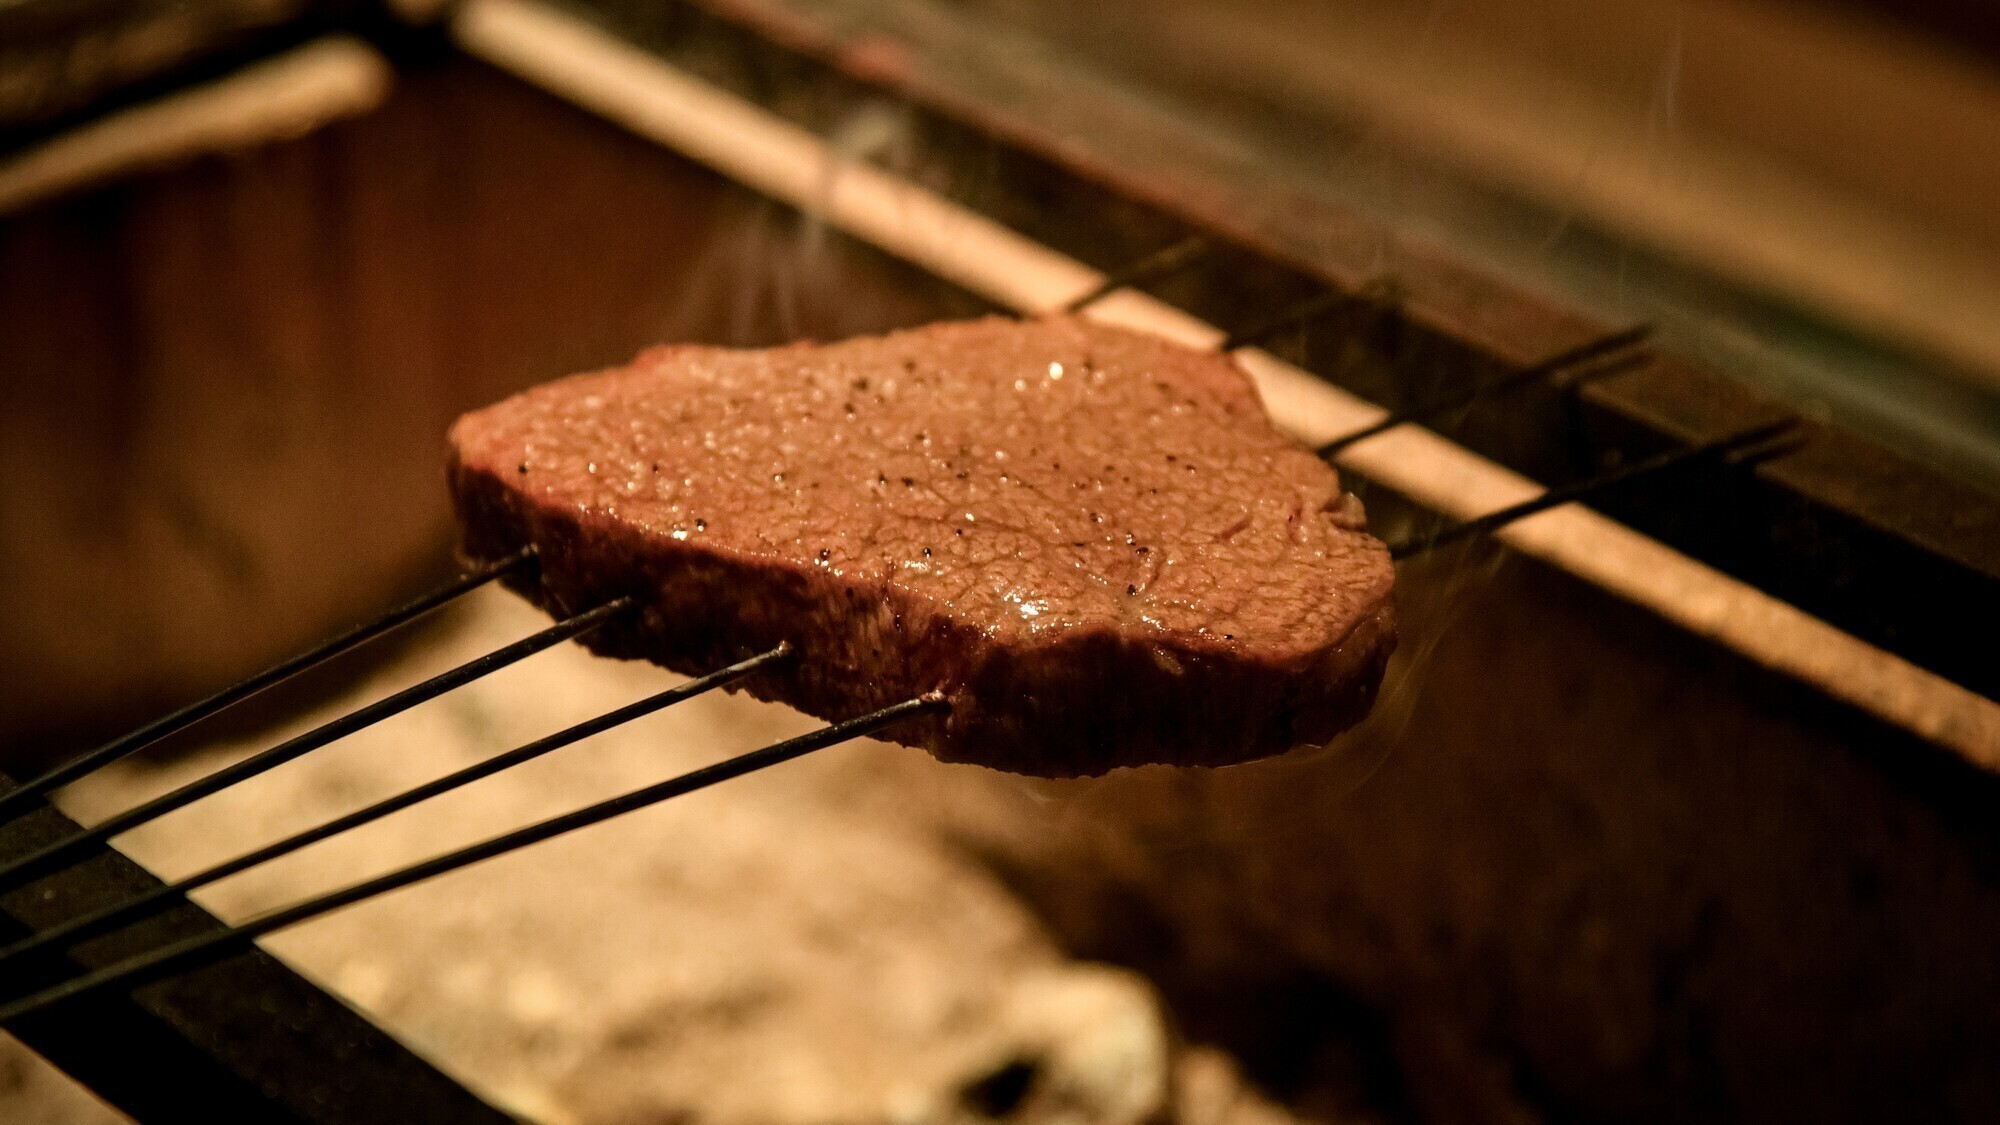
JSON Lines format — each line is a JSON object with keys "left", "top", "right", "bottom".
{"left": 4, "top": 1, "right": 2000, "bottom": 1122}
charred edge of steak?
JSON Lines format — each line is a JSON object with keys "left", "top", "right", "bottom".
{"left": 450, "top": 453, "right": 1396, "bottom": 778}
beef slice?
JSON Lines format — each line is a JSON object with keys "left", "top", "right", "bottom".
{"left": 447, "top": 314, "right": 1394, "bottom": 776}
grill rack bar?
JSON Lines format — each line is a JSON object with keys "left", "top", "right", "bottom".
{"left": 0, "top": 693, "right": 945, "bottom": 1023}
{"left": 0, "top": 597, "right": 634, "bottom": 894}
{"left": 0, "top": 548, "right": 536, "bottom": 827}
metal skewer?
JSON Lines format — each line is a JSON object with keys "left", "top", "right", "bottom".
{"left": 0, "top": 548, "right": 536, "bottom": 826}
{"left": 1316, "top": 325, "right": 1653, "bottom": 458}
{"left": 1063, "top": 235, "right": 1211, "bottom": 312}
{"left": 0, "top": 645, "right": 792, "bottom": 983}
{"left": 0, "top": 597, "right": 635, "bottom": 894}
{"left": 1219, "top": 286, "right": 1395, "bottom": 353}
{"left": 0, "top": 694, "right": 946, "bottom": 1023}
{"left": 1387, "top": 418, "right": 1804, "bottom": 561}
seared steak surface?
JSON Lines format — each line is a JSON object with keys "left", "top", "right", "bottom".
{"left": 449, "top": 315, "right": 1394, "bottom": 775}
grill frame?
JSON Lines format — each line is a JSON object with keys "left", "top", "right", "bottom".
{"left": 0, "top": 773, "right": 515, "bottom": 1124}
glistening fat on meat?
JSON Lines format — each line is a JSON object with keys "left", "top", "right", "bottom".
{"left": 448, "top": 315, "right": 1395, "bottom": 776}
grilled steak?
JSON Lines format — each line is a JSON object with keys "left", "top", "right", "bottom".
{"left": 448, "top": 315, "right": 1395, "bottom": 776}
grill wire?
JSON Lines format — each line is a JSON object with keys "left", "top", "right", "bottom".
{"left": 0, "top": 253, "right": 1797, "bottom": 1023}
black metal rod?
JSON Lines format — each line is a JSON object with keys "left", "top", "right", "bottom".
{"left": 0, "top": 694, "right": 945, "bottom": 1024}
{"left": 0, "top": 550, "right": 536, "bottom": 826}
{"left": 1389, "top": 418, "right": 1802, "bottom": 561}
{"left": 1317, "top": 325, "right": 1653, "bottom": 458}
{"left": 0, "top": 598, "right": 634, "bottom": 894}
{"left": 1220, "top": 284, "right": 1393, "bottom": 353}
{"left": 0, "top": 644, "right": 791, "bottom": 982}
{"left": 1062, "top": 236, "right": 1211, "bottom": 312}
